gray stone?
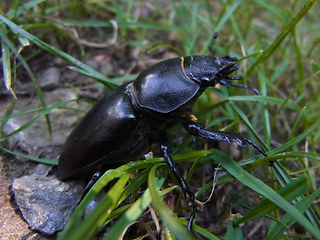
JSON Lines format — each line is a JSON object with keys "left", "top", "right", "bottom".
{"left": 33, "top": 164, "right": 52, "bottom": 175}
{"left": 38, "top": 67, "right": 60, "bottom": 90}
{"left": 11, "top": 173, "right": 84, "bottom": 235}
{"left": 2, "top": 88, "right": 91, "bottom": 154}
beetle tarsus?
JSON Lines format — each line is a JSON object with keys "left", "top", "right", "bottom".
{"left": 243, "top": 139, "right": 267, "bottom": 157}
{"left": 183, "top": 120, "right": 266, "bottom": 156}
{"left": 187, "top": 194, "right": 197, "bottom": 232}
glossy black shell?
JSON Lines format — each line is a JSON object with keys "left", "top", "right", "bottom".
{"left": 56, "top": 83, "right": 151, "bottom": 179}
{"left": 56, "top": 55, "right": 238, "bottom": 179}
{"left": 133, "top": 57, "right": 200, "bottom": 113}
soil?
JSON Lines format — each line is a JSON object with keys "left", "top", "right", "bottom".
{"left": 0, "top": 155, "right": 51, "bottom": 240}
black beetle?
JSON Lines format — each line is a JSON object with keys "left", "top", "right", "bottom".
{"left": 56, "top": 33, "right": 266, "bottom": 231}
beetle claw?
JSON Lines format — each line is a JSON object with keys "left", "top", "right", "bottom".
{"left": 244, "top": 138, "right": 267, "bottom": 157}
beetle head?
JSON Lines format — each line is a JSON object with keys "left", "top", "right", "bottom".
{"left": 214, "top": 56, "right": 239, "bottom": 82}
{"left": 183, "top": 55, "right": 238, "bottom": 87}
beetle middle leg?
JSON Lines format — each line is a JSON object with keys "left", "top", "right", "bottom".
{"left": 160, "top": 138, "right": 197, "bottom": 231}
{"left": 183, "top": 119, "right": 267, "bottom": 156}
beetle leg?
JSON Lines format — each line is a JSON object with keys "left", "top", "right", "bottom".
{"left": 208, "top": 32, "right": 219, "bottom": 55}
{"left": 224, "top": 76, "right": 241, "bottom": 81}
{"left": 80, "top": 172, "right": 101, "bottom": 202}
{"left": 219, "top": 79, "right": 260, "bottom": 95}
{"left": 160, "top": 142, "right": 197, "bottom": 231}
{"left": 183, "top": 120, "right": 267, "bottom": 157}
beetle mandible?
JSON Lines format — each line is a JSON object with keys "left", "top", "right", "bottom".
{"left": 56, "top": 33, "right": 266, "bottom": 231}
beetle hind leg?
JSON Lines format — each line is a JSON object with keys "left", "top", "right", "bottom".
{"left": 160, "top": 143, "right": 198, "bottom": 232}
{"left": 183, "top": 120, "right": 267, "bottom": 157}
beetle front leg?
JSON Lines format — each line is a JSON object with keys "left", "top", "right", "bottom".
{"left": 183, "top": 120, "right": 267, "bottom": 156}
{"left": 80, "top": 172, "right": 101, "bottom": 201}
{"left": 219, "top": 79, "right": 261, "bottom": 95}
{"left": 160, "top": 142, "right": 197, "bottom": 231}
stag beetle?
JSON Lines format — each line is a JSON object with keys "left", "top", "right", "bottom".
{"left": 56, "top": 33, "right": 266, "bottom": 231}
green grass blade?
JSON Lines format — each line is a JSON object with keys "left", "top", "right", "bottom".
{"left": 229, "top": 95, "right": 301, "bottom": 112}
{"left": 148, "top": 165, "right": 195, "bottom": 240}
{"left": 271, "top": 161, "right": 320, "bottom": 231}
{"left": 274, "top": 71, "right": 320, "bottom": 122}
{"left": 6, "top": 0, "right": 46, "bottom": 18}
{"left": 224, "top": 221, "right": 243, "bottom": 240}
{"left": 1, "top": 29, "right": 16, "bottom": 98}
{"left": 0, "top": 99, "right": 75, "bottom": 141}
{"left": 0, "top": 25, "right": 52, "bottom": 135}
{"left": 62, "top": 161, "right": 160, "bottom": 234}
{"left": 175, "top": 218, "right": 220, "bottom": 240}
{"left": 243, "top": 151, "right": 320, "bottom": 168}
{"left": 235, "top": 175, "right": 308, "bottom": 225}
{"left": 0, "top": 15, "right": 118, "bottom": 88}
{"left": 214, "top": 0, "right": 242, "bottom": 33}
{"left": 266, "top": 188, "right": 320, "bottom": 240}
{"left": 268, "top": 118, "right": 320, "bottom": 155}
{"left": 58, "top": 172, "right": 131, "bottom": 240}
{"left": 0, "top": 98, "right": 16, "bottom": 134}
{"left": 229, "top": 101, "right": 269, "bottom": 151}
{"left": 103, "top": 178, "right": 166, "bottom": 240}
{"left": 74, "top": 167, "right": 135, "bottom": 219}
{"left": 0, "top": 145, "right": 57, "bottom": 165}
{"left": 215, "top": 152, "right": 320, "bottom": 239}
{"left": 103, "top": 190, "right": 152, "bottom": 239}
{"left": 247, "top": 0, "right": 316, "bottom": 76}
{"left": 117, "top": 169, "right": 149, "bottom": 204}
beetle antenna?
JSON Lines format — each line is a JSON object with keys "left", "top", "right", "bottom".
{"left": 208, "top": 32, "right": 219, "bottom": 55}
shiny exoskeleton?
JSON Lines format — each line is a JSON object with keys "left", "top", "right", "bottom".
{"left": 56, "top": 38, "right": 266, "bottom": 231}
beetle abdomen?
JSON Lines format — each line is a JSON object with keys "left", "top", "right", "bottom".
{"left": 56, "top": 83, "right": 150, "bottom": 180}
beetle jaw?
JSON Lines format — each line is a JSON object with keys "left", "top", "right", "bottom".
{"left": 213, "top": 56, "right": 239, "bottom": 85}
